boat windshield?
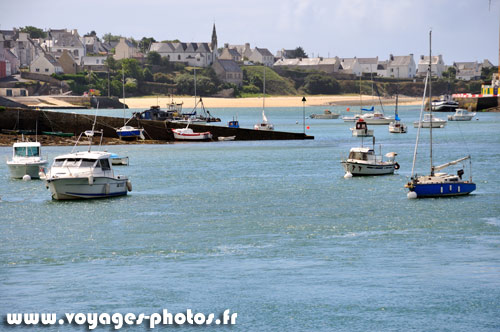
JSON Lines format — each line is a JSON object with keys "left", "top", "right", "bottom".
{"left": 15, "top": 146, "right": 39, "bottom": 157}
{"left": 52, "top": 158, "right": 97, "bottom": 168}
{"left": 349, "top": 151, "right": 369, "bottom": 160}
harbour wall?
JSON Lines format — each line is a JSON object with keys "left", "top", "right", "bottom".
{"left": 0, "top": 108, "right": 314, "bottom": 141}
{"left": 453, "top": 95, "right": 499, "bottom": 111}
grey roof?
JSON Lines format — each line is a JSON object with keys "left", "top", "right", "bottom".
{"left": 228, "top": 48, "right": 240, "bottom": 57}
{"left": 454, "top": 61, "right": 477, "bottom": 70}
{"left": 124, "top": 39, "right": 136, "bottom": 48}
{"left": 389, "top": 55, "right": 412, "bottom": 66}
{"left": 45, "top": 53, "right": 60, "bottom": 66}
{"left": 216, "top": 59, "right": 242, "bottom": 72}
{"left": 254, "top": 47, "right": 273, "bottom": 57}
{"left": 339, "top": 58, "right": 357, "bottom": 69}
{"left": 357, "top": 57, "right": 378, "bottom": 65}
{"left": 150, "top": 42, "right": 212, "bottom": 53}
{"left": 54, "top": 33, "right": 83, "bottom": 48}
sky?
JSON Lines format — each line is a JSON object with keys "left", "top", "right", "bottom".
{"left": 1, "top": 0, "right": 498, "bottom": 65}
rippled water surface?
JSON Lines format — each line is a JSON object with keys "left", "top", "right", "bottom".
{"left": 1, "top": 106, "right": 499, "bottom": 331}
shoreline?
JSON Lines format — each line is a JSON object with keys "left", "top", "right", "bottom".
{"left": 122, "top": 95, "right": 422, "bottom": 109}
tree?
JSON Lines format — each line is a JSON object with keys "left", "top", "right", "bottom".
{"left": 143, "top": 67, "right": 153, "bottom": 82}
{"left": 139, "top": 37, "right": 156, "bottom": 53}
{"left": 20, "top": 26, "right": 46, "bottom": 39}
{"left": 481, "top": 66, "right": 497, "bottom": 81}
{"left": 290, "top": 46, "right": 308, "bottom": 58}
{"left": 442, "top": 66, "right": 456, "bottom": 80}
{"left": 147, "top": 51, "right": 162, "bottom": 66}
{"left": 102, "top": 33, "right": 121, "bottom": 44}
{"left": 121, "top": 58, "right": 143, "bottom": 81}
{"left": 304, "top": 74, "right": 340, "bottom": 94}
{"left": 105, "top": 56, "right": 118, "bottom": 71}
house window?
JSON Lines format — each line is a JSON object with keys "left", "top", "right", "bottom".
{"left": 45, "top": 68, "right": 49, "bottom": 72}
{"left": 6, "top": 89, "right": 12, "bottom": 96}
{"left": 36, "top": 68, "right": 40, "bottom": 72}
{"left": 74, "top": 50, "right": 79, "bottom": 56}
{"left": 228, "top": 73, "right": 232, "bottom": 79}
{"left": 20, "top": 90, "right": 26, "bottom": 96}
{"left": 178, "top": 55, "right": 181, "bottom": 60}
{"left": 167, "top": 55, "right": 170, "bottom": 60}
{"left": 197, "top": 58, "right": 200, "bottom": 61}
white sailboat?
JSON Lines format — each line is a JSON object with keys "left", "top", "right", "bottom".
{"left": 254, "top": 66, "right": 274, "bottom": 131}
{"left": 406, "top": 30, "right": 476, "bottom": 198}
{"left": 388, "top": 88, "right": 407, "bottom": 133}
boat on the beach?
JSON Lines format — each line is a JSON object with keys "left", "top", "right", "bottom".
{"left": 350, "top": 118, "right": 373, "bottom": 137}
{"left": 341, "top": 140, "right": 399, "bottom": 176}
{"left": 447, "top": 108, "right": 476, "bottom": 121}
{"left": 406, "top": 30, "right": 476, "bottom": 199}
{"left": 228, "top": 117, "right": 240, "bottom": 128}
{"left": 413, "top": 113, "right": 447, "bottom": 128}
{"left": 171, "top": 122, "right": 212, "bottom": 140}
{"left": 310, "top": 109, "right": 340, "bottom": 119}
{"left": 42, "top": 130, "right": 132, "bottom": 200}
{"left": 7, "top": 141, "right": 48, "bottom": 179}
{"left": 217, "top": 136, "right": 236, "bottom": 141}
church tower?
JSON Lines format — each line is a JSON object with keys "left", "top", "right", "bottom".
{"left": 211, "top": 23, "right": 218, "bottom": 62}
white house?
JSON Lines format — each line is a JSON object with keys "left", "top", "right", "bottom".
{"left": 339, "top": 58, "right": 361, "bottom": 76}
{"left": 454, "top": 61, "right": 481, "bottom": 81}
{"left": 417, "top": 55, "right": 445, "bottom": 78}
{"left": 149, "top": 42, "right": 214, "bottom": 67}
{"left": 45, "top": 29, "right": 86, "bottom": 63}
{"left": 357, "top": 57, "right": 378, "bottom": 75}
{"left": 30, "top": 53, "right": 63, "bottom": 75}
{"left": 80, "top": 55, "right": 108, "bottom": 71}
{"left": 385, "top": 54, "right": 416, "bottom": 78}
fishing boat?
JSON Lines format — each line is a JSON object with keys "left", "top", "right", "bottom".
{"left": 228, "top": 117, "right": 240, "bottom": 128}
{"left": 413, "top": 113, "right": 447, "bottom": 128}
{"left": 254, "top": 66, "right": 274, "bottom": 131}
{"left": 341, "top": 138, "right": 399, "bottom": 176}
{"left": 7, "top": 141, "right": 48, "bottom": 179}
{"left": 447, "top": 108, "right": 476, "bottom": 121}
{"left": 42, "top": 130, "right": 132, "bottom": 200}
{"left": 310, "top": 109, "right": 340, "bottom": 119}
{"left": 171, "top": 122, "right": 212, "bottom": 140}
{"left": 406, "top": 30, "right": 476, "bottom": 199}
{"left": 350, "top": 118, "right": 373, "bottom": 137}
{"left": 431, "top": 94, "right": 459, "bottom": 112}
{"left": 116, "top": 71, "right": 144, "bottom": 140}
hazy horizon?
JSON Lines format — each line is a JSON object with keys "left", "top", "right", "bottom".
{"left": 1, "top": 0, "right": 498, "bottom": 65}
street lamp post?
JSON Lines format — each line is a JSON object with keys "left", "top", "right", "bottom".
{"left": 302, "top": 96, "right": 307, "bottom": 134}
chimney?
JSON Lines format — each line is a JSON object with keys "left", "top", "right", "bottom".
{"left": 420, "top": 55, "right": 424, "bottom": 60}
{"left": 224, "top": 43, "right": 229, "bottom": 48}
{"left": 390, "top": 54, "right": 394, "bottom": 61}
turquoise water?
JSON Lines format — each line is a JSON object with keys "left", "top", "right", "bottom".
{"left": 1, "top": 106, "right": 499, "bottom": 331}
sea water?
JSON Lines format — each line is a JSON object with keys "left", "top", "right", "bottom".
{"left": 0, "top": 106, "right": 499, "bottom": 331}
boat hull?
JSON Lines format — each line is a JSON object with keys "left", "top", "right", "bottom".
{"left": 413, "top": 121, "right": 447, "bottom": 128}
{"left": 47, "top": 176, "right": 129, "bottom": 200}
{"left": 310, "top": 114, "right": 340, "bottom": 119}
{"left": 116, "top": 130, "right": 144, "bottom": 140}
{"left": 361, "top": 118, "right": 393, "bottom": 125}
{"left": 172, "top": 131, "right": 212, "bottom": 140}
{"left": 448, "top": 115, "right": 474, "bottom": 121}
{"left": 407, "top": 182, "right": 476, "bottom": 198}
{"left": 7, "top": 161, "right": 47, "bottom": 179}
{"left": 341, "top": 161, "right": 395, "bottom": 176}
{"left": 111, "top": 157, "right": 129, "bottom": 166}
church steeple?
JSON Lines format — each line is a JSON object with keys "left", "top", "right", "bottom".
{"left": 211, "top": 23, "right": 218, "bottom": 59}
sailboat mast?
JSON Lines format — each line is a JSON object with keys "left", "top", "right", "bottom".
{"left": 428, "top": 30, "right": 434, "bottom": 175}
{"left": 194, "top": 68, "right": 197, "bottom": 111}
{"left": 122, "top": 67, "right": 125, "bottom": 126}
{"left": 263, "top": 66, "right": 266, "bottom": 109}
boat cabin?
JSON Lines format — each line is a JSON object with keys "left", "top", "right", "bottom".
{"left": 12, "top": 142, "right": 42, "bottom": 158}
{"left": 51, "top": 152, "right": 114, "bottom": 176}
{"left": 347, "top": 147, "right": 377, "bottom": 162}
{"left": 355, "top": 119, "right": 367, "bottom": 130}
{"left": 228, "top": 120, "right": 239, "bottom": 128}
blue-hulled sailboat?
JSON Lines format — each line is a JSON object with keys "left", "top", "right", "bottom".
{"left": 405, "top": 30, "right": 476, "bottom": 199}
{"left": 116, "top": 70, "right": 145, "bottom": 140}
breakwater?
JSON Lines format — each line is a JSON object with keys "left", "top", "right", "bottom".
{"left": 0, "top": 108, "right": 314, "bottom": 141}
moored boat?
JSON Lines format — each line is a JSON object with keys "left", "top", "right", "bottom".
{"left": 171, "top": 122, "right": 212, "bottom": 140}
{"left": 7, "top": 141, "right": 48, "bottom": 179}
{"left": 350, "top": 118, "right": 373, "bottom": 137}
{"left": 310, "top": 109, "right": 340, "bottom": 119}
{"left": 413, "top": 113, "right": 447, "bottom": 128}
{"left": 341, "top": 145, "right": 398, "bottom": 176}
{"left": 447, "top": 108, "right": 476, "bottom": 121}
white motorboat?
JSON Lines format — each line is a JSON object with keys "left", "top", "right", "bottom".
{"left": 42, "top": 131, "right": 132, "bottom": 200}
{"left": 254, "top": 110, "right": 274, "bottom": 130}
{"left": 447, "top": 108, "right": 476, "bottom": 121}
{"left": 171, "top": 122, "right": 212, "bottom": 140}
{"left": 350, "top": 118, "right": 373, "bottom": 137}
{"left": 360, "top": 111, "right": 394, "bottom": 125}
{"left": 7, "top": 141, "right": 48, "bottom": 179}
{"left": 109, "top": 153, "right": 129, "bottom": 166}
{"left": 310, "top": 109, "right": 340, "bottom": 119}
{"left": 413, "top": 113, "right": 447, "bottom": 128}
{"left": 341, "top": 145, "right": 398, "bottom": 176}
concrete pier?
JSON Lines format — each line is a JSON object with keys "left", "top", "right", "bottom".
{"left": 0, "top": 108, "right": 314, "bottom": 141}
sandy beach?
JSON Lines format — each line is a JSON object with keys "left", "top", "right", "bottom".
{"left": 122, "top": 95, "right": 422, "bottom": 109}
